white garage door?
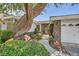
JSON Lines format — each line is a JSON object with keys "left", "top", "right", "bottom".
{"left": 61, "top": 20, "right": 79, "bottom": 44}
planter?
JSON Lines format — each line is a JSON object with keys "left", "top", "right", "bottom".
{"left": 49, "top": 39, "right": 65, "bottom": 52}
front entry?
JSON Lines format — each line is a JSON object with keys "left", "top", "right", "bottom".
{"left": 41, "top": 24, "right": 49, "bottom": 35}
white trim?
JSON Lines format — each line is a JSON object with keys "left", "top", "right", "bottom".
{"left": 40, "top": 24, "right": 42, "bottom": 32}
{"left": 50, "top": 14, "right": 79, "bottom": 21}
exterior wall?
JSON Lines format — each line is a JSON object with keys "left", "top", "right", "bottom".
{"left": 53, "top": 20, "right": 61, "bottom": 40}
{"left": 27, "top": 21, "right": 52, "bottom": 35}
{"left": 1, "top": 23, "right": 7, "bottom": 30}
{"left": 0, "top": 18, "right": 16, "bottom": 30}
{"left": 41, "top": 24, "right": 49, "bottom": 35}
{"left": 39, "top": 24, "right": 41, "bottom": 32}
{"left": 28, "top": 23, "right": 36, "bottom": 32}
{"left": 50, "top": 15, "right": 79, "bottom": 44}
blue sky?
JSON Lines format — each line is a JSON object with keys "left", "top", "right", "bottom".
{"left": 34, "top": 3, "right": 79, "bottom": 21}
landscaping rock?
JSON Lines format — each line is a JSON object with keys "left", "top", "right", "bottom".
{"left": 39, "top": 37, "right": 69, "bottom": 56}
{"left": 6, "top": 38, "right": 14, "bottom": 42}
{"left": 24, "top": 34, "right": 31, "bottom": 41}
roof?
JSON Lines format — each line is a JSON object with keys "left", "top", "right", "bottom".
{"left": 34, "top": 20, "right": 50, "bottom": 24}
{"left": 0, "top": 13, "right": 21, "bottom": 20}
{"left": 50, "top": 14, "right": 79, "bottom": 21}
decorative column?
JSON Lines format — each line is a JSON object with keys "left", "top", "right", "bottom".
{"left": 53, "top": 20, "right": 61, "bottom": 41}
{"left": 40, "top": 24, "right": 42, "bottom": 33}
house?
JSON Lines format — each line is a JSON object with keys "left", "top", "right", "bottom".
{"left": 50, "top": 14, "right": 79, "bottom": 44}
{"left": 28, "top": 21, "right": 37, "bottom": 32}
{"left": 35, "top": 20, "right": 50, "bottom": 35}
{"left": 0, "top": 13, "right": 21, "bottom": 30}
{"left": 28, "top": 20, "right": 53, "bottom": 35}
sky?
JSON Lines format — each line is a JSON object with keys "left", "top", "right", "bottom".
{"left": 34, "top": 3, "right": 79, "bottom": 21}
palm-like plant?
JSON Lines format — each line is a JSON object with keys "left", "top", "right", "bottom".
{"left": 0, "top": 3, "right": 24, "bottom": 14}
{"left": 0, "top": 3, "right": 25, "bottom": 26}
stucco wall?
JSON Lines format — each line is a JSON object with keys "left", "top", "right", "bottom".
{"left": 28, "top": 23, "right": 36, "bottom": 32}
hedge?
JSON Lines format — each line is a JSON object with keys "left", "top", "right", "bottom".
{"left": 0, "top": 30, "right": 13, "bottom": 43}
{"left": 0, "top": 40, "right": 49, "bottom": 56}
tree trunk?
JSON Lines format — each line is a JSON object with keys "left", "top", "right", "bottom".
{"left": 24, "top": 3, "right": 33, "bottom": 31}
{"left": 14, "top": 3, "right": 33, "bottom": 38}
{"left": 14, "top": 3, "right": 47, "bottom": 38}
{"left": 33, "top": 3, "right": 47, "bottom": 18}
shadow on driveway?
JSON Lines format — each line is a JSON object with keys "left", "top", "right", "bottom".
{"left": 62, "top": 42, "right": 79, "bottom": 56}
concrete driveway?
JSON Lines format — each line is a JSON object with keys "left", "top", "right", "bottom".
{"left": 62, "top": 42, "right": 79, "bottom": 56}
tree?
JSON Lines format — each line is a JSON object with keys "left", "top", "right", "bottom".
{"left": 0, "top": 3, "right": 77, "bottom": 38}
{"left": 14, "top": 3, "right": 66, "bottom": 37}
{"left": 14, "top": 3, "right": 47, "bottom": 37}
{"left": 0, "top": 3, "right": 24, "bottom": 25}
{"left": 0, "top": 3, "right": 24, "bottom": 14}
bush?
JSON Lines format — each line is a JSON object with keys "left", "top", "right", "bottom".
{"left": 34, "top": 26, "right": 40, "bottom": 34}
{"left": 30, "top": 33, "right": 42, "bottom": 40}
{"left": 0, "top": 30, "right": 13, "bottom": 43}
{"left": 27, "top": 27, "right": 42, "bottom": 41}
{"left": 48, "top": 35, "right": 55, "bottom": 47}
{"left": 0, "top": 40, "right": 49, "bottom": 56}
{"left": 48, "top": 24, "right": 53, "bottom": 36}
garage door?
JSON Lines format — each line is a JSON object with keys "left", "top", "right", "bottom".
{"left": 74, "top": 24, "right": 79, "bottom": 43}
{"left": 61, "top": 20, "right": 79, "bottom": 44}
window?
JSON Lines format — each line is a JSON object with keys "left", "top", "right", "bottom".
{"left": 68, "top": 24, "right": 73, "bottom": 26}
{"left": 62, "top": 24, "right": 66, "bottom": 26}
{"left": 75, "top": 24, "right": 79, "bottom": 26}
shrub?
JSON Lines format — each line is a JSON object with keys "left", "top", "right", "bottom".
{"left": 0, "top": 40, "right": 49, "bottom": 56}
{"left": 48, "top": 24, "right": 54, "bottom": 36}
{"left": 49, "top": 36, "right": 53, "bottom": 42}
{"left": 30, "top": 33, "right": 42, "bottom": 41}
{"left": 48, "top": 35, "right": 55, "bottom": 47}
{"left": 34, "top": 26, "right": 40, "bottom": 34}
{"left": 0, "top": 30, "right": 13, "bottom": 43}
{"left": 27, "top": 27, "right": 42, "bottom": 41}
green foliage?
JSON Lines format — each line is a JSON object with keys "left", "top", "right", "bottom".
{"left": 31, "top": 33, "right": 42, "bottom": 40}
{"left": 48, "top": 35, "right": 55, "bottom": 46}
{"left": 28, "top": 32, "right": 42, "bottom": 41}
{"left": 28, "top": 27, "right": 42, "bottom": 40}
{"left": 48, "top": 24, "right": 53, "bottom": 36}
{"left": 0, "top": 30, "right": 13, "bottom": 43}
{"left": 48, "top": 24, "right": 55, "bottom": 44}
{"left": 0, "top": 3, "right": 24, "bottom": 13}
{"left": 8, "top": 22, "right": 16, "bottom": 30}
{"left": 0, "top": 37, "right": 2, "bottom": 44}
{"left": 48, "top": 35, "right": 54, "bottom": 42}
{"left": 34, "top": 26, "right": 40, "bottom": 34}
{"left": 0, "top": 40, "right": 49, "bottom": 56}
